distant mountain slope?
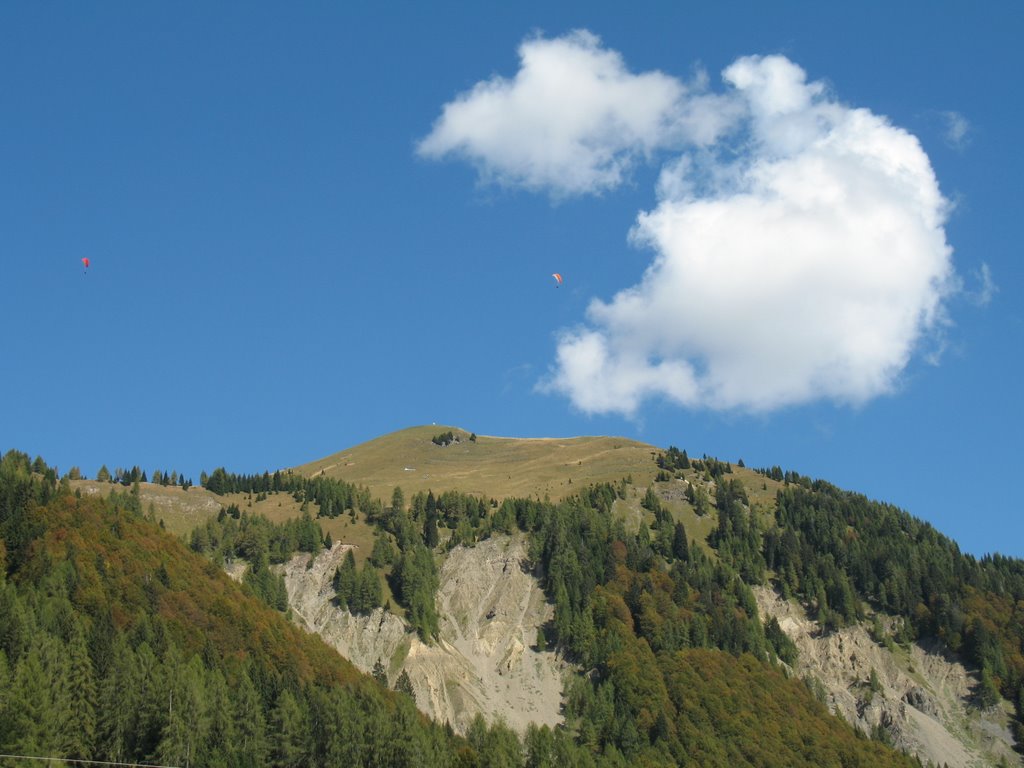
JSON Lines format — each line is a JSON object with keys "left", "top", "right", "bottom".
{"left": 293, "top": 425, "right": 663, "bottom": 501}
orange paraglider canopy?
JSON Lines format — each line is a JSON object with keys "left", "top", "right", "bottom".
{"left": 552, "top": 273, "right": 562, "bottom": 286}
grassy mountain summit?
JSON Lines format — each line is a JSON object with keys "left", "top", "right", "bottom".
{"left": 294, "top": 425, "right": 663, "bottom": 501}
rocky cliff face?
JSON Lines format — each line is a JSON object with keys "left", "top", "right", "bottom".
{"left": 754, "top": 586, "right": 1020, "bottom": 767}
{"left": 280, "top": 536, "right": 567, "bottom": 735}
{"left": 268, "top": 543, "right": 1022, "bottom": 764}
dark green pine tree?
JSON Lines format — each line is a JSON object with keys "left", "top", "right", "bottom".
{"left": 356, "top": 565, "right": 382, "bottom": 613}
{"left": 271, "top": 689, "right": 309, "bottom": 768}
{"left": 201, "top": 669, "right": 238, "bottom": 767}
{"left": 132, "top": 641, "right": 167, "bottom": 759}
{"left": 274, "top": 574, "right": 289, "bottom": 612}
{"left": 333, "top": 549, "right": 358, "bottom": 609}
{"left": 0, "top": 587, "right": 30, "bottom": 690}
{"left": 554, "top": 582, "right": 573, "bottom": 645}
{"left": 156, "top": 653, "right": 209, "bottom": 768}
{"left": 8, "top": 635, "right": 70, "bottom": 759}
{"left": 467, "top": 714, "right": 523, "bottom": 766}
{"left": 394, "top": 669, "right": 415, "bottom": 698}
{"left": 642, "top": 486, "right": 661, "bottom": 513}
{"left": 0, "top": 650, "right": 10, "bottom": 748}
{"left": 524, "top": 723, "right": 556, "bottom": 768}
{"left": 424, "top": 512, "right": 439, "bottom": 549}
{"left": 96, "top": 637, "right": 139, "bottom": 764}
{"left": 673, "top": 521, "right": 690, "bottom": 562}
{"left": 977, "top": 667, "right": 1001, "bottom": 709}
{"left": 232, "top": 669, "right": 268, "bottom": 768}
{"left": 394, "top": 545, "right": 440, "bottom": 641}
{"left": 63, "top": 627, "right": 98, "bottom": 760}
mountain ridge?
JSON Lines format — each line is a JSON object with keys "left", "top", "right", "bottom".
{"left": 292, "top": 424, "right": 666, "bottom": 504}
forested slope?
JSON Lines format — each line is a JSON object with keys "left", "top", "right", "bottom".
{"left": 759, "top": 476, "right": 1024, "bottom": 726}
{"left": 0, "top": 451, "right": 468, "bottom": 766}
{"left": 5, "top": 439, "right": 999, "bottom": 767}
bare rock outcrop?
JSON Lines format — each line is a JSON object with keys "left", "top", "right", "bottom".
{"left": 754, "top": 586, "right": 1020, "bottom": 767}
{"left": 281, "top": 536, "right": 566, "bottom": 735}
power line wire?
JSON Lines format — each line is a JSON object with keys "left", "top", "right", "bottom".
{"left": 0, "top": 754, "right": 180, "bottom": 768}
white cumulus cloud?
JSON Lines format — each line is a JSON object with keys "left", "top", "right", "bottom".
{"left": 421, "top": 34, "right": 959, "bottom": 415}
{"left": 417, "top": 30, "right": 737, "bottom": 197}
{"left": 545, "top": 55, "right": 955, "bottom": 414}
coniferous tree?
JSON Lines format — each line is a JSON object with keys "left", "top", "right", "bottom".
{"left": 642, "top": 486, "right": 662, "bottom": 514}
{"left": 395, "top": 669, "right": 414, "bottom": 698}
{"left": 64, "top": 627, "right": 98, "bottom": 760}
{"left": 9, "top": 636, "right": 68, "bottom": 759}
{"left": 673, "top": 521, "right": 690, "bottom": 562}
{"left": 96, "top": 637, "right": 138, "bottom": 763}
{"left": 977, "top": 667, "right": 1001, "bottom": 709}
{"left": 333, "top": 549, "right": 357, "bottom": 609}
{"left": 692, "top": 483, "right": 711, "bottom": 516}
{"left": 271, "top": 689, "right": 309, "bottom": 768}
{"left": 394, "top": 544, "right": 440, "bottom": 640}
{"left": 0, "top": 650, "right": 10, "bottom": 750}
{"left": 156, "top": 654, "right": 208, "bottom": 768}
{"left": 232, "top": 669, "right": 268, "bottom": 768}
{"left": 424, "top": 512, "right": 439, "bottom": 549}
{"left": 201, "top": 669, "right": 238, "bottom": 768}
{"left": 274, "top": 574, "right": 289, "bottom": 612}
{"left": 355, "top": 565, "right": 382, "bottom": 614}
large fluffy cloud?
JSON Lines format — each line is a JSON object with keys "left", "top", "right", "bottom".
{"left": 422, "top": 35, "right": 957, "bottom": 414}
{"left": 417, "top": 30, "right": 736, "bottom": 197}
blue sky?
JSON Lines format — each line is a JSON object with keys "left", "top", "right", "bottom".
{"left": 2, "top": 2, "right": 1021, "bottom": 557}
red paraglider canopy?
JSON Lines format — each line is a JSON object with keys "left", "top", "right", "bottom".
{"left": 82, "top": 257, "right": 90, "bottom": 269}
